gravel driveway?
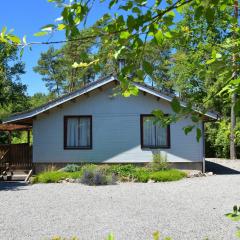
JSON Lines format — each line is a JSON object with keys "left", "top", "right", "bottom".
{"left": 0, "top": 175, "right": 240, "bottom": 240}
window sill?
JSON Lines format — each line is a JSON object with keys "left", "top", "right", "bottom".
{"left": 141, "top": 146, "right": 170, "bottom": 149}
{"left": 64, "top": 147, "right": 92, "bottom": 150}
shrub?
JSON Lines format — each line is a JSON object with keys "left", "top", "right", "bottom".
{"left": 32, "top": 171, "right": 83, "bottom": 183}
{"left": 148, "top": 153, "right": 169, "bottom": 171}
{"left": 133, "top": 168, "right": 150, "bottom": 182}
{"left": 81, "top": 164, "right": 97, "bottom": 172}
{"left": 61, "top": 164, "right": 81, "bottom": 172}
{"left": 108, "top": 164, "right": 137, "bottom": 178}
{"left": 96, "top": 164, "right": 112, "bottom": 174}
{"left": 205, "top": 120, "right": 240, "bottom": 158}
{"left": 80, "top": 169, "right": 116, "bottom": 186}
{"left": 150, "top": 169, "right": 186, "bottom": 182}
{"left": 33, "top": 164, "right": 186, "bottom": 184}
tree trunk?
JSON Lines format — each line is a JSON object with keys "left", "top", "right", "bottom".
{"left": 230, "top": 0, "right": 238, "bottom": 159}
{"left": 230, "top": 93, "right": 236, "bottom": 159}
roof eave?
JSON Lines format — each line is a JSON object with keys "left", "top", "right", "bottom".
{"left": 3, "top": 76, "right": 219, "bottom": 123}
{"left": 3, "top": 76, "right": 116, "bottom": 124}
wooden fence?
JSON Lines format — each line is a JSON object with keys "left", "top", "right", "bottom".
{"left": 0, "top": 144, "right": 32, "bottom": 169}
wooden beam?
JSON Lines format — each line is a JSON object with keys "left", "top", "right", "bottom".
{"left": 98, "top": 86, "right": 103, "bottom": 91}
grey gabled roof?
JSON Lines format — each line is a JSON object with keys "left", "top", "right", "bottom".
{"left": 3, "top": 75, "right": 219, "bottom": 124}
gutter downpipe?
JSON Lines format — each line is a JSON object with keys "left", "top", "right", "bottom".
{"left": 202, "top": 121, "right": 205, "bottom": 173}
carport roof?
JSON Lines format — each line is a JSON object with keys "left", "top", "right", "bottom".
{"left": 0, "top": 123, "right": 31, "bottom": 131}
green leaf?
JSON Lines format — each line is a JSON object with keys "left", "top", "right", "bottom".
{"left": 109, "top": 0, "right": 118, "bottom": 8}
{"left": 20, "top": 47, "right": 24, "bottom": 58}
{"left": 154, "top": 30, "right": 163, "bottom": 45}
{"left": 120, "top": 31, "right": 131, "bottom": 39}
{"left": 41, "top": 24, "right": 55, "bottom": 31}
{"left": 122, "top": 85, "right": 139, "bottom": 97}
{"left": 132, "top": 7, "right": 141, "bottom": 14}
{"left": 7, "top": 35, "right": 21, "bottom": 44}
{"left": 164, "top": 31, "right": 172, "bottom": 38}
{"left": 191, "top": 114, "right": 199, "bottom": 123}
{"left": 119, "top": 1, "right": 133, "bottom": 11}
{"left": 113, "top": 46, "right": 125, "bottom": 59}
{"left": 34, "top": 31, "right": 49, "bottom": 37}
{"left": 58, "top": 24, "right": 66, "bottom": 30}
{"left": 127, "top": 15, "right": 135, "bottom": 31}
{"left": 226, "top": 213, "right": 240, "bottom": 222}
{"left": 142, "top": 60, "right": 153, "bottom": 75}
{"left": 194, "top": 6, "right": 203, "bottom": 20}
{"left": 196, "top": 128, "right": 202, "bottom": 142}
{"left": 171, "top": 97, "right": 181, "bottom": 113}
{"left": 206, "top": 58, "right": 215, "bottom": 64}
{"left": 152, "top": 109, "right": 164, "bottom": 119}
{"left": 206, "top": 8, "right": 214, "bottom": 24}
{"left": 183, "top": 125, "right": 195, "bottom": 135}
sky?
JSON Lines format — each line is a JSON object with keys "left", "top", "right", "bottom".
{"left": 1, "top": 0, "right": 171, "bottom": 96}
{"left": 0, "top": 0, "right": 109, "bottom": 96}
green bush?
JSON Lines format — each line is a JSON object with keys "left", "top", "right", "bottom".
{"left": 61, "top": 164, "right": 81, "bottom": 172}
{"left": 131, "top": 168, "right": 186, "bottom": 183}
{"left": 95, "top": 164, "right": 112, "bottom": 174}
{"left": 33, "top": 164, "right": 186, "bottom": 184}
{"left": 147, "top": 153, "right": 169, "bottom": 171}
{"left": 133, "top": 168, "right": 150, "bottom": 182}
{"left": 81, "top": 164, "right": 97, "bottom": 172}
{"left": 107, "top": 164, "right": 137, "bottom": 178}
{"left": 80, "top": 168, "right": 116, "bottom": 186}
{"left": 150, "top": 169, "right": 187, "bottom": 182}
{"left": 205, "top": 119, "right": 240, "bottom": 158}
{"left": 32, "top": 171, "right": 83, "bottom": 183}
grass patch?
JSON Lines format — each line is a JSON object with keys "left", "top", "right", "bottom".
{"left": 32, "top": 170, "right": 83, "bottom": 183}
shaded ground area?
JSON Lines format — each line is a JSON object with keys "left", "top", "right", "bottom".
{"left": 0, "top": 175, "right": 240, "bottom": 240}
{"left": 0, "top": 181, "right": 27, "bottom": 191}
{"left": 206, "top": 158, "right": 240, "bottom": 175}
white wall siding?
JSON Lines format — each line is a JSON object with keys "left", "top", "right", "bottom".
{"left": 33, "top": 85, "right": 203, "bottom": 163}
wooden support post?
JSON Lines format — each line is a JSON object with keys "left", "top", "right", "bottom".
{"left": 8, "top": 131, "right": 11, "bottom": 144}
{"left": 27, "top": 130, "right": 30, "bottom": 145}
{"left": 8, "top": 131, "right": 11, "bottom": 166}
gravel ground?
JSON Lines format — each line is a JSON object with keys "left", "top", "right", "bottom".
{"left": 0, "top": 175, "right": 240, "bottom": 240}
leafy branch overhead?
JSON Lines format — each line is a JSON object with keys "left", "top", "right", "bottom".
{"left": 1, "top": 0, "right": 239, "bottom": 143}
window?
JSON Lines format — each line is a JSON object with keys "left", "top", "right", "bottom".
{"left": 64, "top": 116, "right": 92, "bottom": 149}
{"left": 140, "top": 114, "right": 170, "bottom": 148}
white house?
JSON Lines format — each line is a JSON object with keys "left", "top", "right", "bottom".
{"left": 3, "top": 76, "right": 218, "bottom": 172}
